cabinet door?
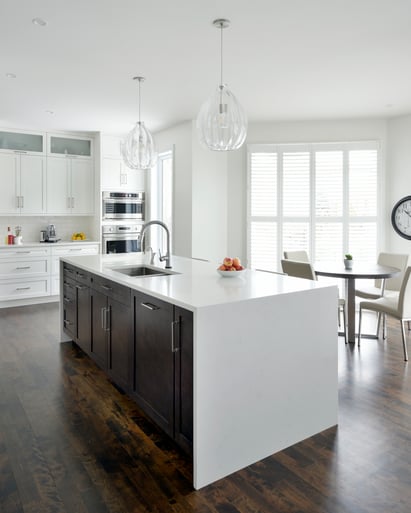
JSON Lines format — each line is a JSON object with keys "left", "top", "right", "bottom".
{"left": 77, "top": 283, "right": 91, "bottom": 354}
{"left": 174, "top": 306, "right": 193, "bottom": 454}
{"left": 91, "top": 289, "right": 108, "bottom": 370}
{"left": 108, "top": 297, "right": 132, "bottom": 391}
{"left": 0, "top": 153, "right": 18, "bottom": 214}
{"left": 134, "top": 291, "right": 174, "bottom": 436}
{"left": 101, "top": 158, "right": 122, "bottom": 189}
{"left": 46, "top": 157, "right": 70, "bottom": 214}
{"left": 71, "top": 158, "right": 94, "bottom": 214}
{"left": 123, "top": 163, "right": 145, "bottom": 192}
{"left": 19, "top": 155, "right": 45, "bottom": 214}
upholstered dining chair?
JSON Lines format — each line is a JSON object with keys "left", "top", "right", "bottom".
{"left": 283, "top": 250, "right": 309, "bottom": 262}
{"left": 358, "top": 266, "right": 411, "bottom": 361}
{"left": 355, "top": 252, "right": 409, "bottom": 300}
{"left": 355, "top": 252, "right": 409, "bottom": 335}
{"left": 281, "top": 259, "right": 347, "bottom": 343}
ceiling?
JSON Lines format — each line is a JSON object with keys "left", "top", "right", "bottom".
{"left": 2, "top": 0, "right": 411, "bottom": 135}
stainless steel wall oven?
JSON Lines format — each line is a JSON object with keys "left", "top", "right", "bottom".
{"left": 102, "top": 224, "right": 142, "bottom": 254}
{"left": 102, "top": 191, "right": 144, "bottom": 220}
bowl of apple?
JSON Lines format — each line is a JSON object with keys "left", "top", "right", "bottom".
{"left": 217, "top": 257, "right": 246, "bottom": 277}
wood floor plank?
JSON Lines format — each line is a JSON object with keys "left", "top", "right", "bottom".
{"left": 1, "top": 303, "right": 411, "bottom": 512}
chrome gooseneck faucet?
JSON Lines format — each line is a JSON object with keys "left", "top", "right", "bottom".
{"left": 140, "top": 220, "right": 172, "bottom": 268}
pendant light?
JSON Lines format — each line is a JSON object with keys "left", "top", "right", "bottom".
{"left": 197, "top": 19, "right": 247, "bottom": 151}
{"left": 121, "top": 76, "right": 157, "bottom": 170}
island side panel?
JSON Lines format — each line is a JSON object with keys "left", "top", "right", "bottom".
{"left": 192, "top": 285, "right": 338, "bottom": 490}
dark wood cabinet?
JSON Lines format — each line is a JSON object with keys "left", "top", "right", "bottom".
{"left": 61, "top": 263, "right": 193, "bottom": 454}
{"left": 133, "top": 291, "right": 193, "bottom": 452}
{"left": 174, "top": 306, "right": 193, "bottom": 454}
{"left": 90, "top": 276, "right": 132, "bottom": 390}
{"left": 134, "top": 291, "right": 174, "bottom": 436}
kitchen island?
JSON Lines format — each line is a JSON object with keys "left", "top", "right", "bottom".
{"left": 60, "top": 253, "right": 338, "bottom": 490}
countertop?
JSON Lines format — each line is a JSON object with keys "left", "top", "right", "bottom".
{"left": 61, "top": 253, "right": 335, "bottom": 311}
{"left": 0, "top": 241, "right": 99, "bottom": 249}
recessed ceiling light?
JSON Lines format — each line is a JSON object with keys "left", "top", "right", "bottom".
{"left": 32, "top": 17, "right": 47, "bottom": 26}
{"left": 6, "top": 73, "right": 16, "bottom": 79}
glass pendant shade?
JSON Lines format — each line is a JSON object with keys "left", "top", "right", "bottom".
{"left": 197, "top": 18, "right": 247, "bottom": 151}
{"left": 122, "top": 76, "right": 157, "bottom": 170}
{"left": 197, "top": 84, "right": 247, "bottom": 151}
{"left": 121, "top": 121, "right": 157, "bottom": 170}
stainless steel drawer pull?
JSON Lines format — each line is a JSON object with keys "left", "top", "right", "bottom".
{"left": 69, "top": 249, "right": 82, "bottom": 252}
{"left": 16, "top": 266, "right": 31, "bottom": 270}
{"left": 65, "top": 268, "right": 74, "bottom": 274}
{"left": 76, "top": 285, "right": 87, "bottom": 290}
{"left": 64, "top": 320, "right": 73, "bottom": 326}
{"left": 16, "top": 251, "right": 30, "bottom": 254}
{"left": 171, "top": 320, "right": 179, "bottom": 353}
{"left": 63, "top": 297, "right": 72, "bottom": 303}
{"left": 101, "top": 285, "right": 112, "bottom": 291}
{"left": 141, "top": 302, "right": 159, "bottom": 311}
{"left": 16, "top": 287, "right": 30, "bottom": 291}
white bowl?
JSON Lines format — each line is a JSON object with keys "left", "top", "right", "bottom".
{"left": 217, "top": 269, "right": 246, "bottom": 278}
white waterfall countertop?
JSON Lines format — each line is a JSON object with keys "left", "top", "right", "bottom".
{"left": 60, "top": 252, "right": 332, "bottom": 311}
{"left": 60, "top": 252, "right": 338, "bottom": 490}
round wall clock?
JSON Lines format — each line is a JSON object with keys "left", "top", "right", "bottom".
{"left": 391, "top": 196, "right": 411, "bottom": 240}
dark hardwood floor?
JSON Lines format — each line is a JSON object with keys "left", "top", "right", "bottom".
{"left": 0, "top": 303, "right": 410, "bottom": 513}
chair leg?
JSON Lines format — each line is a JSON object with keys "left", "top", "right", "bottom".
{"left": 342, "top": 306, "right": 347, "bottom": 344}
{"left": 383, "top": 314, "right": 387, "bottom": 340}
{"left": 376, "top": 312, "right": 382, "bottom": 337}
{"left": 400, "top": 320, "right": 409, "bottom": 362}
{"left": 358, "top": 307, "right": 362, "bottom": 346}
{"left": 408, "top": 320, "right": 411, "bottom": 331}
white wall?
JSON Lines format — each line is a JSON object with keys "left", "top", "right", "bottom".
{"left": 228, "top": 118, "right": 388, "bottom": 263}
{"left": 192, "top": 123, "right": 228, "bottom": 263}
{"left": 154, "top": 121, "right": 229, "bottom": 262}
{"left": 155, "top": 122, "right": 193, "bottom": 257}
{"left": 386, "top": 115, "right": 411, "bottom": 254}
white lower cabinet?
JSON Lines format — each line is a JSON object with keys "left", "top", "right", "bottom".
{"left": 0, "top": 247, "right": 50, "bottom": 301}
{"left": 0, "top": 243, "right": 99, "bottom": 305}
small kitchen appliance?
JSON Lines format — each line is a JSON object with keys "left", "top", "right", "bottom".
{"left": 102, "top": 191, "right": 145, "bottom": 220}
{"left": 45, "top": 224, "right": 60, "bottom": 243}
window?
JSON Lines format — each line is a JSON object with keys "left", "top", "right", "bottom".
{"left": 247, "top": 142, "right": 380, "bottom": 271}
{"left": 149, "top": 149, "right": 173, "bottom": 253}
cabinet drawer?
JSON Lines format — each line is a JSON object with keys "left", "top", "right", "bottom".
{"left": 0, "top": 247, "right": 49, "bottom": 259}
{"left": 53, "top": 244, "right": 99, "bottom": 257}
{"left": 63, "top": 276, "right": 77, "bottom": 298}
{"left": 92, "top": 275, "right": 130, "bottom": 306}
{"left": 63, "top": 264, "right": 77, "bottom": 280}
{"left": 75, "top": 269, "right": 91, "bottom": 286}
{"left": 0, "top": 258, "right": 48, "bottom": 278}
{"left": 0, "top": 278, "right": 49, "bottom": 299}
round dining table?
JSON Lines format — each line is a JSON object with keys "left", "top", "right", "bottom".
{"left": 315, "top": 263, "right": 400, "bottom": 344}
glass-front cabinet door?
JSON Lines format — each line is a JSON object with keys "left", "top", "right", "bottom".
{"left": 0, "top": 130, "right": 44, "bottom": 154}
{"left": 48, "top": 134, "right": 92, "bottom": 158}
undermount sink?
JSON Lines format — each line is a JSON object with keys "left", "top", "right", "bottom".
{"left": 109, "top": 265, "right": 176, "bottom": 277}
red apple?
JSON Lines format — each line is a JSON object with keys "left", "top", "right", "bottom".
{"left": 223, "top": 257, "right": 233, "bottom": 267}
{"left": 218, "top": 264, "right": 226, "bottom": 271}
{"left": 236, "top": 265, "right": 244, "bottom": 271}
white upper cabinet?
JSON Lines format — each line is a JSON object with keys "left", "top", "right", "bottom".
{"left": 0, "top": 153, "right": 45, "bottom": 215}
{"left": 0, "top": 129, "right": 45, "bottom": 155}
{"left": 47, "top": 157, "right": 94, "bottom": 215}
{"left": 101, "top": 134, "right": 145, "bottom": 192}
{"left": 48, "top": 134, "right": 93, "bottom": 158}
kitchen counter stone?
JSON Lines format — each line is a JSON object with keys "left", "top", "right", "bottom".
{"left": 60, "top": 253, "right": 330, "bottom": 312}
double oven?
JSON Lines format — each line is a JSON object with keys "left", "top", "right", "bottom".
{"left": 102, "top": 192, "right": 144, "bottom": 254}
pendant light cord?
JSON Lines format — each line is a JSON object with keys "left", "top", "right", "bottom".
{"left": 220, "top": 22, "right": 224, "bottom": 87}
{"left": 138, "top": 79, "right": 141, "bottom": 123}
